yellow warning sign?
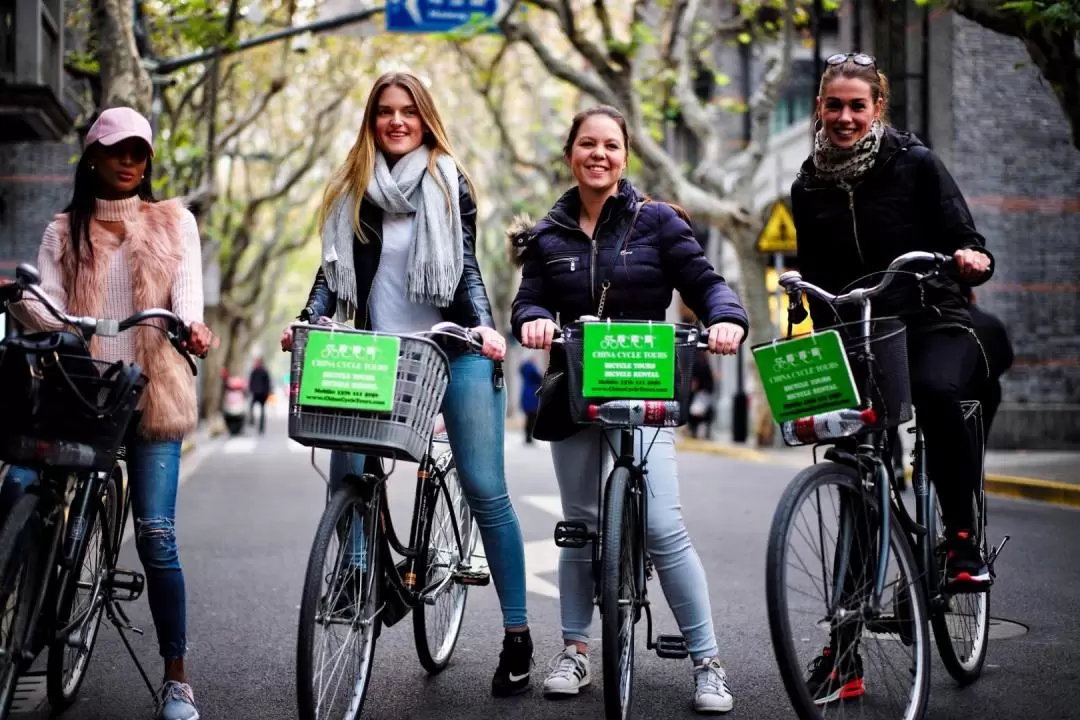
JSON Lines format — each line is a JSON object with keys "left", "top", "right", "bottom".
{"left": 757, "top": 201, "right": 797, "bottom": 254}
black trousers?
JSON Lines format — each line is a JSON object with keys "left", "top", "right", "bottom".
{"left": 907, "top": 327, "right": 982, "bottom": 533}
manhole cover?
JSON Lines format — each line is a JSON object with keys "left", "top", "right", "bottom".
{"left": 987, "top": 617, "right": 1028, "bottom": 639}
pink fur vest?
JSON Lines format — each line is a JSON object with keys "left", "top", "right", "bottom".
{"left": 52, "top": 199, "right": 197, "bottom": 441}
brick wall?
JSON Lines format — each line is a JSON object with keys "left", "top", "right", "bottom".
{"left": 945, "top": 16, "right": 1080, "bottom": 449}
{"left": 0, "top": 142, "right": 79, "bottom": 276}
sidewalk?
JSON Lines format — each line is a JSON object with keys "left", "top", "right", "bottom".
{"left": 675, "top": 432, "right": 1080, "bottom": 509}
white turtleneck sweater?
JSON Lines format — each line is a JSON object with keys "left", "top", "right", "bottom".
{"left": 11, "top": 196, "right": 204, "bottom": 366}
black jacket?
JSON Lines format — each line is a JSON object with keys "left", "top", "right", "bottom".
{"left": 510, "top": 179, "right": 748, "bottom": 339}
{"left": 299, "top": 172, "right": 494, "bottom": 329}
{"left": 791, "top": 127, "right": 994, "bottom": 332}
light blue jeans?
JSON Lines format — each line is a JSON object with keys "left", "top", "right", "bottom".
{"left": 550, "top": 426, "right": 719, "bottom": 660}
{"left": 329, "top": 353, "right": 528, "bottom": 628}
{"left": 2, "top": 440, "right": 188, "bottom": 659}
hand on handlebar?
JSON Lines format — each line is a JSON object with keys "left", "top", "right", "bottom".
{"left": 707, "top": 322, "right": 745, "bottom": 355}
{"left": 472, "top": 326, "right": 506, "bottom": 361}
{"left": 521, "top": 318, "right": 559, "bottom": 351}
{"left": 182, "top": 321, "right": 216, "bottom": 357}
{"left": 952, "top": 248, "right": 991, "bottom": 282}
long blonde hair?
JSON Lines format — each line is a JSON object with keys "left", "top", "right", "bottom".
{"left": 318, "top": 71, "right": 477, "bottom": 241}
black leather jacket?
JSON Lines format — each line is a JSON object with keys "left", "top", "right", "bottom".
{"left": 299, "top": 172, "right": 494, "bottom": 330}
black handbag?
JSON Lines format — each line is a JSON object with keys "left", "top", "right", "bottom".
{"left": 530, "top": 201, "right": 646, "bottom": 442}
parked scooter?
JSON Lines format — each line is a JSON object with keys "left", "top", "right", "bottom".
{"left": 223, "top": 376, "right": 247, "bottom": 436}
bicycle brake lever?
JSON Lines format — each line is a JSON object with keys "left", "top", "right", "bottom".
{"left": 169, "top": 335, "right": 199, "bottom": 376}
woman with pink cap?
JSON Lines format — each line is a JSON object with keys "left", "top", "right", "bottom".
{"left": 2, "top": 106, "right": 212, "bottom": 720}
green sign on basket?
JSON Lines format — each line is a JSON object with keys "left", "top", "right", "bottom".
{"left": 751, "top": 330, "right": 860, "bottom": 423}
{"left": 298, "top": 330, "right": 401, "bottom": 412}
{"left": 582, "top": 323, "right": 676, "bottom": 399}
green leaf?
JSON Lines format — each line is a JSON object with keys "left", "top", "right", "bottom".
{"left": 713, "top": 72, "right": 732, "bottom": 86}
{"left": 738, "top": 31, "right": 752, "bottom": 44}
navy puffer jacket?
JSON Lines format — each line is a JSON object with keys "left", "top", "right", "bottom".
{"left": 510, "top": 179, "right": 748, "bottom": 340}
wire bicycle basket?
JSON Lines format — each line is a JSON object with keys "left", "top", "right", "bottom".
{"left": 288, "top": 324, "right": 450, "bottom": 463}
{"left": 0, "top": 336, "right": 148, "bottom": 470}
{"left": 560, "top": 320, "right": 701, "bottom": 426}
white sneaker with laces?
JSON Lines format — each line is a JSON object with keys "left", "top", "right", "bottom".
{"left": 693, "top": 658, "right": 734, "bottom": 714}
{"left": 155, "top": 680, "right": 200, "bottom": 720}
{"left": 542, "top": 646, "right": 591, "bottom": 696}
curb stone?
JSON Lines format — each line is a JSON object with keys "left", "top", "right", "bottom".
{"left": 675, "top": 437, "right": 1080, "bottom": 509}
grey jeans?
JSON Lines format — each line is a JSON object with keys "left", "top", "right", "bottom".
{"left": 550, "top": 426, "right": 719, "bottom": 660}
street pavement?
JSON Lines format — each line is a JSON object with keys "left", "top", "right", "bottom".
{"left": 11, "top": 414, "right": 1080, "bottom": 720}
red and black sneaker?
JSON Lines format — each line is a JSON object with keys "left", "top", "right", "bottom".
{"left": 945, "top": 530, "right": 991, "bottom": 592}
{"left": 806, "top": 646, "right": 865, "bottom": 705}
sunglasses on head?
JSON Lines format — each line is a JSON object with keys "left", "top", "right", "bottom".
{"left": 827, "top": 52, "right": 876, "bottom": 67}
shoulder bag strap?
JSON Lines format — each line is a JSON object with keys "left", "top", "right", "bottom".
{"left": 596, "top": 200, "right": 647, "bottom": 318}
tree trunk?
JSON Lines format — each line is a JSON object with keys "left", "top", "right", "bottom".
{"left": 92, "top": 0, "right": 153, "bottom": 113}
{"left": 730, "top": 226, "right": 778, "bottom": 446}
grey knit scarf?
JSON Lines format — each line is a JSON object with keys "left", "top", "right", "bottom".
{"left": 320, "top": 146, "right": 463, "bottom": 322}
{"left": 812, "top": 121, "right": 885, "bottom": 186}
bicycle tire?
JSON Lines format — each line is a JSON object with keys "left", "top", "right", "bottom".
{"left": 0, "top": 491, "right": 45, "bottom": 717}
{"left": 46, "top": 468, "right": 119, "bottom": 711}
{"left": 297, "top": 485, "right": 381, "bottom": 720}
{"left": 766, "top": 462, "right": 931, "bottom": 720}
{"left": 414, "top": 456, "right": 477, "bottom": 674}
{"left": 928, "top": 483, "right": 990, "bottom": 685}
{"left": 600, "top": 466, "right": 638, "bottom": 720}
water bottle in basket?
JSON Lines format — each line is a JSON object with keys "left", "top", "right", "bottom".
{"left": 781, "top": 408, "right": 878, "bottom": 445}
{"left": 586, "top": 400, "right": 681, "bottom": 426}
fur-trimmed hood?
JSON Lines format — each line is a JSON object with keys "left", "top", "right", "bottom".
{"left": 505, "top": 213, "right": 536, "bottom": 268}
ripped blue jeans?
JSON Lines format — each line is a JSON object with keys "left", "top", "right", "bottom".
{"left": 2, "top": 440, "right": 186, "bottom": 659}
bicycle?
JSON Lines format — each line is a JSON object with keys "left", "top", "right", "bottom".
{"left": 0, "top": 263, "right": 200, "bottom": 717}
{"left": 288, "top": 319, "right": 495, "bottom": 720}
{"left": 757, "top": 251, "right": 1010, "bottom": 720}
{"left": 549, "top": 318, "right": 710, "bottom": 720}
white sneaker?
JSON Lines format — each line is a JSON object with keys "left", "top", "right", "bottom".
{"left": 542, "top": 646, "right": 591, "bottom": 696}
{"left": 693, "top": 658, "right": 734, "bottom": 714}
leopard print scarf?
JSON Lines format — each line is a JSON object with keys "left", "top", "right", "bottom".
{"left": 812, "top": 121, "right": 885, "bottom": 186}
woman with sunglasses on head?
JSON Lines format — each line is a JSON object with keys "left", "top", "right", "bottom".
{"left": 1, "top": 107, "right": 213, "bottom": 720}
{"left": 791, "top": 53, "right": 993, "bottom": 706}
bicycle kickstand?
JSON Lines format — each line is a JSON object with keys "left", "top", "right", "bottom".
{"left": 105, "top": 597, "right": 159, "bottom": 699}
{"left": 987, "top": 534, "right": 1010, "bottom": 578}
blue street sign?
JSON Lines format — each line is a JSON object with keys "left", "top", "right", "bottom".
{"left": 386, "top": 0, "right": 500, "bottom": 33}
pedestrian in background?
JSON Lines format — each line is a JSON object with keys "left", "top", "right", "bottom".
{"left": 519, "top": 353, "right": 543, "bottom": 443}
{"left": 247, "top": 357, "right": 271, "bottom": 434}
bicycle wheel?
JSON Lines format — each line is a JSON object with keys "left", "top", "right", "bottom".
{"left": 47, "top": 468, "right": 119, "bottom": 711}
{"left": 0, "top": 491, "right": 45, "bottom": 716}
{"left": 600, "top": 466, "right": 640, "bottom": 720}
{"left": 414, "top": 455, "right": 478, "bottom": 674}
{"left": 767, "top": 462, "right": 931, "bottom": 720}
{"left": 297, "top": 484, "right": 382, "bottom": 720}
{"left": 928, "top": 482, "right": 990, "bottom": 685}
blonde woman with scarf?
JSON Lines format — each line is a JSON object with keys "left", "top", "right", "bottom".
{"left": 279, "top": 71, "right": 533, "bottom": 696}
{"left": 2, "top": 106, "right": 212, "bottom": 720}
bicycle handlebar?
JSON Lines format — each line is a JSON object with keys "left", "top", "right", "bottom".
{"left": 2, "top": 263, "right": 199, "bottom": 375}
{"left": 290, "top": 318, "right": 487, "bottom": 352}
{"left": 546, "top": 318, "right": 711, "bottom": 351}
{"left": 778, "top": 251, "right": 955, "bottom": 309}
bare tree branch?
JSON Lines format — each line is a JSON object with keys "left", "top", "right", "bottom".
{"left": 670, "top": 0, "right": 724, "bottom": 185}
{"left": 733, "top": 0, "right": 797, "bottom": 191}
{"left": 216, "top": 76, "right": 288, "bottom": 149}
{"left": 501, "top": 17, "right": 619, "bottom": 105}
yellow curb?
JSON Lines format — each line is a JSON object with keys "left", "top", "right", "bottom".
{"left": 984, "top": 474, "right": 1080, "bottom": 509}
{"left": 678, "top": 439, "right": 1080, "bottom": 508}
{"left": 675, "top": 437, "right": 768, "bottom": 463}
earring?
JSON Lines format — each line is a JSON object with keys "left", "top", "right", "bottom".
{"left": 89, "top": 163, "right": 95, "bottom": 169}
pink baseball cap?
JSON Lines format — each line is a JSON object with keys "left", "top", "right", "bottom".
{"left": 85, "top": 107, "right": 154, "bottom": 156}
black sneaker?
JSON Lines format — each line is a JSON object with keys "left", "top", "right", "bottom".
{"left": 492, "top": 630, "right": 533, "bottom": 697}
{"left": 322, "top": 566, "right": 361, "bottom": 617}
{"left": 806, "top": 646, "right": 864, "bottom": 705}
{"left": 945, "top": 530, "right": 991, "bottom": 591}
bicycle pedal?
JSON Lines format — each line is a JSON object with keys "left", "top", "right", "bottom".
{"left": 105, "top": 568, "right": 145, "bottom": 602}
{"left": 554, "top": 521, "right": 592, "bottom": 549}
{"left": 453, "top": 568, "right": 490, "bottom": 586}
{"left": 654, "top": 634, "right": 689, "bottom": 659}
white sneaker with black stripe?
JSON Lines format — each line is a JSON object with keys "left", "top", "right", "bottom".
{"left": 693, "top": 658, "right": 734, "bottom": 714}
{"left": 542, "top": 646, "right": 590, "bottom": 696}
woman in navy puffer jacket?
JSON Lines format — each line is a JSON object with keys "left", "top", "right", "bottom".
{"left": 510, "top": 105, "right": 748, "bottom": 715}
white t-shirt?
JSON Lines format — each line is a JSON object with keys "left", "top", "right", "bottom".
{"left": 369, "top": 212, "right": 443, "bottom": 334}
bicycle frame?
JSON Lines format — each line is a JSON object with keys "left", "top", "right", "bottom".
{"left": 309, "top": 438, "right": 470, "bottom": 617}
